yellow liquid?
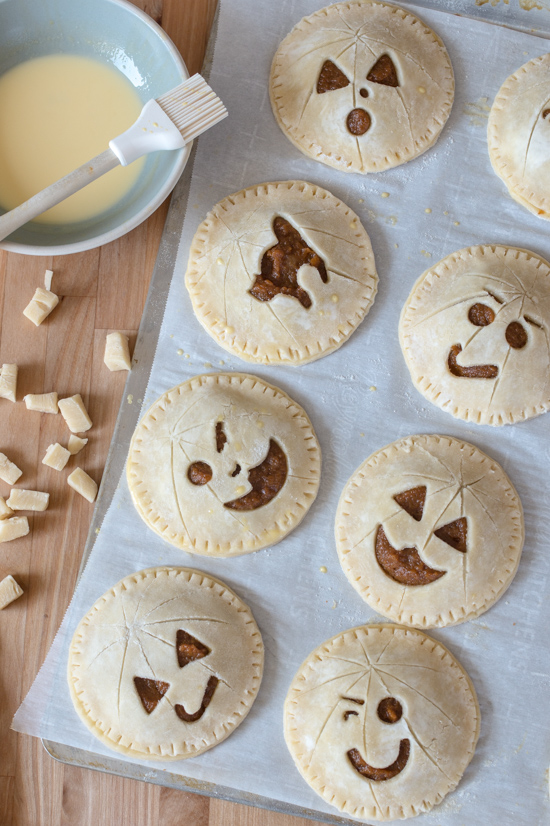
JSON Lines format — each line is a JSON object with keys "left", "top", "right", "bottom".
{"left": 0, "top": 54, "right": 144, "bottom": 224}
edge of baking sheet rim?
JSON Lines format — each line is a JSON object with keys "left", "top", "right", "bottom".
{"left": 40, "top": 2, "right": 550, "bottom": 824}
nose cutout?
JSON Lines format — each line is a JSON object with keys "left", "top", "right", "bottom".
{"left": 347, "top": 108, "right": 371, "bottom": 135}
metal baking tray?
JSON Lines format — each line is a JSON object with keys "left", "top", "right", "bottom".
{"left": 41, "top": 1, "right": 550, "bottom": 823}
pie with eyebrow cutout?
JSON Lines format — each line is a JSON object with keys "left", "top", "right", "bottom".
{"left": 284, "top": 624, "right": 480, "bottom": 820}
{"left": 399, "top": 244, "right": 550, "bottom": 425}
{"left": 270, "top": 0, "right": 454, "bottom": 173}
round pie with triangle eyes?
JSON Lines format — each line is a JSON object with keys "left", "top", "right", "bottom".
{"left": 335, "top": 434, "right": 524, "bottom": 627}
{"left": 270, "top": 0, "right": 454, "bottom": 173}
{"left": 67, "top": 567, "right": 264, "bottom": 760}
{"left": 284, "top": 624, "right": 480, "bottom": 821}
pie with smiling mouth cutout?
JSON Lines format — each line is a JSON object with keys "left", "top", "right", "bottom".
{"left": 270, "top": 0, "right": 454, "bottom": 173}
{"left": 68, "top": 567, "right": 263, "bottom": 760}
{"left": 336, "top": 434, "right": 524, "bottom": 628}
{"left": 284, "top": 624, "right": 480, "bottom": 821}
{"left": 127, "top": 372, "right": 321, "bottom": 556}
{"left": 399, "top": 245, "right": 550, "bottom": 425}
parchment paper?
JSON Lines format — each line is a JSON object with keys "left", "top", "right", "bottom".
{"left": 13, "top": 2, "right": 550, "bottom": 823}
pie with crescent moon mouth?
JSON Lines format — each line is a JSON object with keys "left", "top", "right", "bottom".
{"left": 399, "top": 245, "right": 550, "bottom": 425}
{"left": 270, "top": 0, "right": 454, "bottom": 173}
{"left": 336, "top": 434, "right": 524, "bottom": 628}
{"left": 68, "top": 567, "right": 264, "bottom": 760}
{"left": 127, "top": 372, "right": 321, "bottom": 556}
{"left": 284, "top": 624, "right": 480, "bottom": 820}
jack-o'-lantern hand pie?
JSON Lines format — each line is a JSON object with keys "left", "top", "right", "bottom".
{"left": 185, "top": 181, "right": 378, "bottom": 366}
{"left": 336, "top": 434, "right": 524, "bottom": 628}
{"left": 68, "top": 567, "right": 263, "bottom": 760}
{"left": 127, "top": 373, "right": 321, "bottom": 556}
{"left": 399, "top": 245, "right": 550, "bottom": 425}
{"left": 284, "top": 625, "right": 480, "bottom": 821}
{"left": 488, "top": 53, "right": 550, "bottom": 219}
{"left": 270, "top": 0, "right": 454, "bottom": 173}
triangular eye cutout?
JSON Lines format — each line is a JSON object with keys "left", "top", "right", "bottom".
{"left": 434, "top": 517, "right": 468, "bottom": 553}
{"left": 367, "top": 54, "right": 399, "bottom": 87}
{"left": 317, "top": 60, "right": 350, "bottom": 93}
{"left": 134, "top": 676, "right": 170, "bottom": 714}
{"left": 393, "top": 486, "right": 426, "bottom": 522}
{"left": 176, "top": 629, "right": 211, "bottom": 668}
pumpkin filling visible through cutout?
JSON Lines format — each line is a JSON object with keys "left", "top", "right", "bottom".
{"left": 188, "top": 461, "right": 213, "bottom": 485}
{"left": 134, "top": 677, "right": 170, "bottom": 714}
{"left": 317, "top": 59, "right": 350, "bottom": 93}
{"left": 448, "top": 343, "right": 498, "bottom": 379}
{"left": 225, "top": 439, "right": 288, "bottom": 511}
{"left": 347, "top": 740, "right": 410, "bottom": 782}
{"left": 375, "top": 526, "right": 445, "bottom": 586}
{"left": 175, "top": 675, "right": 219, "bottom": 723}
{"left": 176, "top": 629, "right": 211, "bottom": 668}
{"left": 393, "top": 485, "right": 426, "bottom": 522}
{"left": 249, "top": 216, "right": 328, "bottom": 309}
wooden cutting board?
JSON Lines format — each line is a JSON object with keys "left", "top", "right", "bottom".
{"left": 0, "top": 1, "right": 324, "bottom": 823}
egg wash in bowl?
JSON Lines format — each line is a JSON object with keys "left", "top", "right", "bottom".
{"left": 0, "top": 54, "right": 145, "bottom": 224}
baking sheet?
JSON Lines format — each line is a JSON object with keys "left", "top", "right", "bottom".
{"left": 12, "top": 1, "right": 550, "bottom": 823}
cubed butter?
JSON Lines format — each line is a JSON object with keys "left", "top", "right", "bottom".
{"left": 0, "top": 453, "right": 22, "bottom": 485}
{"left": 0, "top": 364, "right": 17, "bottom": 402}
{"left": 24, "top": 392, "right": 59, "bottom": 414}
{"left": 59, "top": 394, "right": 92, "bottom": 433}
{"left": 7, "top": 489, "right": 49, "bottom": 512}
{"left": 0, "top": 496, "right": 13, "bottom": 520}
{"left": 104, "top": 332, "right": 132, "bottom": 371}
{"left": 67, "top": 468, "right": 97, "bottom": 503}
{"left": 0, "top": 574, "right": 24, "bottom": 608}
{"left": 42, "top": 443, "right": 71, "bottom": 471}
{"left": 23, "top": 287, "right": 59, "bottom": 326}
{"left": 0, "top": 516, "right": 29, "bottom": 543}
{"left": 67, "top": 435, "right": 88, "bottom": 455}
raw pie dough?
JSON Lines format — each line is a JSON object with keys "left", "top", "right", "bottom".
{"left": 399, "top": 245, "right": 550, "bottom": 425}
{"left": 284, "top": 624, "right": 480, "bottom": 821}
{"left": 127, "top": 373, "right": 321, "bottom": 556}
{"left": 270, "top": 1, "right": 454, "bottom": 173}
{"left": 185, "top": 181, "right": 378, "bottom": 365}
{"left": 68, "top": 567, "right": 264, "bottom": 760}
{"left": 488, "top": 54, "right": 550, "bottom": 219}
{"left": 336, "top": 434, "right": 524, "bottom": 627}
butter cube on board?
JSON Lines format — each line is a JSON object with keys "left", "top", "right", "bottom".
{"left": 0, "top": 453, "right": 22, "bottom": 485}
{"left": 68, "top": 468, "right": 97, "bottom": 503}
{"left": 0, "top": 517, "right": 29, "bottom": 543}
{"left": 24, "top": 392, "right": 59, "bottom": 414}
{"left": 7, "top": 489, "right": 49, "bottom": 511}
{"left": 23, "top": 287, "right": 59, "bottom": 326}
{"left": 0, "top": 364, "right": 17, "bottom": 402}
{"left": 42, "top": 443, "right": 71, "bottom": 471}
{"left": 68, "top": 435, "right": 88, "bottom": 455}
{"left": 104, "top": 332, "right": 131, "bottom": 371}
{"left": 0, "top": 497, "right": 14, "bottom": 520}
{"left": 59, "top": 395, "right": 92, "bottom": 433}
{"left": 0, "top": 575, "right": 23, "bottom": 608}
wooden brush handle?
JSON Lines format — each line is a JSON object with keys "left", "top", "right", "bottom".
{"left": 0, "top": 148, "right": 120, "bottom": 242}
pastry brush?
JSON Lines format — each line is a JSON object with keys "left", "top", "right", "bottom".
{"left": 0, "top": 73, "right": 227, "bottom": 241}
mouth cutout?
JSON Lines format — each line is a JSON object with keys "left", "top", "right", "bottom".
{"left": 448, "top": 343, "right": 499, "bottom": 379}
{"left": 347, "top": 740, "right": 410, "bottom": 782}
{"left": 375, "top": 526, "right": 446, "bottom": 586}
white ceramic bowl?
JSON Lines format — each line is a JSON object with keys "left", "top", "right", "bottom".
{"left": 0, "top": 0, "right": 190, "bottom": 256}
